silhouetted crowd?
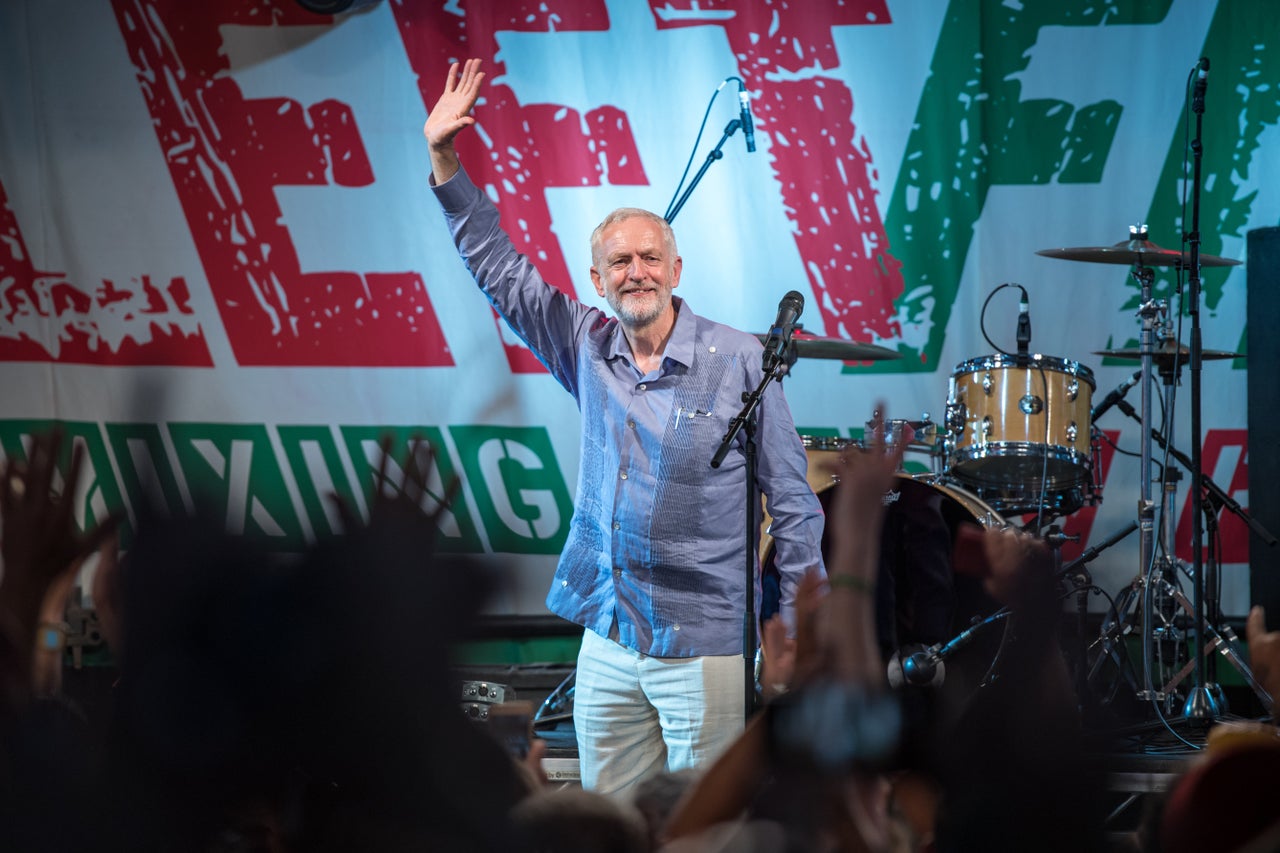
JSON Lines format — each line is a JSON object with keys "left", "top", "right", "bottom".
{"left": 3, "top": 425, "right": 1280, "bottom": 851}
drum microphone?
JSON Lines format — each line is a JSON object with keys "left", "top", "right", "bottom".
{"left": 738, "top": 80, "right": 757, "bottom": 153}
{"left": 762, "top": 290, "right": 804, "bottom": 370}
{"left": 1015, "top": 290, "right": 1031, "bottom": 362}
{"left": 1090, "top": 370, "right": 1141, "bottom": 422}
{"left": 889, "top": 610, "right": 1010, "bottom": 688}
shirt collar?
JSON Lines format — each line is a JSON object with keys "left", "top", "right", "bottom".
{"left": 604, "top": 295, "right": 696, "bottom": 370}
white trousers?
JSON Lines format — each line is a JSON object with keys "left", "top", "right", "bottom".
{"left": 573, "top": 627, "right": 745, "bottom": 797}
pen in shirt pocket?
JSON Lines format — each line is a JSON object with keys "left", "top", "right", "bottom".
{"left": 674, "top": 406, "right": 712, "bottom": 429}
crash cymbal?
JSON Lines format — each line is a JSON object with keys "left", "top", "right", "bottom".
{"left": 1093, "top": 342, "right": 1243, "bottom": 364}
{"left": 1037, "top": 237, "right": 1241, "bottom": 268}
{"left": 753, "top": 332, "right": 902, "bottom": 361}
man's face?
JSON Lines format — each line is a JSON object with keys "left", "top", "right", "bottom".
{"left": 590, "top": 216, "right": 682, "bottom": 331}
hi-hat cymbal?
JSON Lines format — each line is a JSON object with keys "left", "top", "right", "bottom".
{"left": 1094, "top": 342, "right": 1243, "bottom": 365}
{"left": 753, "top": 332, "right": 902, "bottom": 361}
{"left": 1037, "top": 237, "right": 1241, "bottom": 268}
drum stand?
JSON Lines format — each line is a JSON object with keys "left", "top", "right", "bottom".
{"left": 1090, "top": 257, "right": 1198, "bottom": 713}
{"left": 1092, "top": 256, "right": 1274, "bottom": 718}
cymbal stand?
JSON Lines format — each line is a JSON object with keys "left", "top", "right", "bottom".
{"left": 1130, "top": 257, "right": 1165, "bottom": 704}
{"left": 1109, "top": 393, "right": 1275, "bottom": 712}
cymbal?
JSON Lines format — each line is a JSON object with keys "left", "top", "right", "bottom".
{"left": 1094, "top": 342, "right": 1243, "bottom": 365}
{"left": 1037, "top": 237, "right": 1241, "bottom": 268}
{"left": 754, "top": 332, "right": 902, "bottom": 361}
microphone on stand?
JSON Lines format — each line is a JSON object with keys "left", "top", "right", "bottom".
{"left": 1015, "top": 290, "right": 1031, "bottom": 364}
{"left": 737, "top": 81, "right": 757, "bottom": 153}
{"left": 762, "top": 290, "right": 804, "bottom": 371}
{"left": 889, "top": 611, "right": 1008, "bottom": 688}
{"left": 1090, "top": 370, "right": 1142, "bottom": 422}
{"left": 1192, "top": 56, "right": 1210, "bottom": 114}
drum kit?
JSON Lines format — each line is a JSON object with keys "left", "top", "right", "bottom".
{"left": 766, "top": 228, "right": 1276, "bottom": 720}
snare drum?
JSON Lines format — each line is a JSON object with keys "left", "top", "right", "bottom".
{"left": 944, "top": 354, "right": 1095, "bottom": 515}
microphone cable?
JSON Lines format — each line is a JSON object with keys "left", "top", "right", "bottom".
{"left": 664, "top": 76, "right": 743, "bottom": 221}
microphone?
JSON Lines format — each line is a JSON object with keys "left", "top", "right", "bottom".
{"left": 900, "top": 648, "right": 944, "bottom": 687}
{"left": 1090, "top": 370, "right": 1141, "bottom": 422}
{"left": 1192, "top": 56, "right": 1209, "bottom": 114}
{"left": 1016, "top": 290, "right": 1031, "bottom": 362}
{"left": 737, "top": 82, "right": 757, "bottom": 153}
{"left": 762, "top": 290, "right": 804, "bottom": 370}
{"left": 889, "top": 611, "right": 1010, "bottom": 688}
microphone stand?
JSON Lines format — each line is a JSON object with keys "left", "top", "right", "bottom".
{"left": 1113, "top": 399, "right": 1278, "bottom": 547}
{"left": 1184, "top": 65, "right": 1218, "bottom": 721}
{"left": 712, "top": 343, "right": 795, "bottom": 719}
{"left": 665, "top": 119, "right": 743, "bottom": 224}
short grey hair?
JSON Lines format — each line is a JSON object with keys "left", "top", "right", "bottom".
{"left": 589, "top": 208, "right": 678, "bottom": 269}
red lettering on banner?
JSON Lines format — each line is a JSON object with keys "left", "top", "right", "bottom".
{"left": 1176, "top": 429, "right": 1249, "bottom": 565}
{"left": 391, "top": 2, "right": 648, "bottom": 373}
{"left": 649, "top": 1, "right": 903, "bottom": 348}
{"left": 109, "top": 0, "right": 451, "bottom": 367}
{"left": 0, "top": 178, "right": 212, "bottom": 365}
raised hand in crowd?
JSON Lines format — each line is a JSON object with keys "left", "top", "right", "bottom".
{"left": 662, "top": 407, "right": 905, "bottom": 852}
{"left": 1246, "top": 605, "right": 1280, "bottom": 717}
{"left": 0, "top": 428, "right": 118, "bottom": 707}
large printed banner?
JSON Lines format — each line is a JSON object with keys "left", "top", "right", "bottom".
{"left": 1, "top": 0, "right": 1275, "bottom": 616}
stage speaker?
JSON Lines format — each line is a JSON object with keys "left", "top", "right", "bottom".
{"left": 1247, "top": 226, "right": 1280, "bottom": 629}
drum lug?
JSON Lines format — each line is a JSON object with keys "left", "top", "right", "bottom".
{"left": 1067, "top": 377, "right": 1079, "bottom": 401}
{"left": 1067, "top": 421, "right": 1079, "bottom": 443}
{"left": 945, "top": 402, "right": 967, "bottom": 434}
{"left": 1018, "top": 394, "right": 1043, "bottom": 415}
{"left": 982, "top": 372, "right": 994, "bottom": 395}
{"left": 981, "top": 415, "right": 992, "bottom": 437}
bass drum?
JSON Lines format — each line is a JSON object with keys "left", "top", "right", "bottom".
{"left": 762, "top": 472, "right": 1002, "bottom": 662}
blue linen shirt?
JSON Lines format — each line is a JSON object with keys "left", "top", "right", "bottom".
{"left": 434, "top": 168, "right": 825, "bottom": 657}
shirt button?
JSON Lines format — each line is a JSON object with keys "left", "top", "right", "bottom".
{"left": 709, "top": 346, "right": 717, "bottom": 353}
{"left": 612, "top": 521, "right": 621, "bottom": 530}
{"left": 638, "top": 384, "right": 647, "bottom": 391}
{"left": 619, "top": 470, "right": 628, "bottom": 480}
{"left": 673, "top": 625, "right": 681, "bottom": 631}
{"left": 627, "top": 420, "right": 636, "bottom": 429}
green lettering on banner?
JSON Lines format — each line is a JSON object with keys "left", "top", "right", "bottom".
{"left": 278, "top": 425, "right": 362, "bottom": 541}
{"left": 0, "top": 419, "right": 130, "bottom": 544}
{"left": 875, "top": 0, "right": 1172, "bottom": 374}
{"left": 104, "top": 423, "right": 187, "bottom": 532}
{"left": 450, "top": 426, "right": 572, "bottom": 555}
{"left": 167, "top": 423, "right": 305, "bottom": 548}
{"left": 338, "top": 426, "right": 483, "bottom": 553}
{"left": 1136, "top": 1, "right": 1279, "bottom": 342}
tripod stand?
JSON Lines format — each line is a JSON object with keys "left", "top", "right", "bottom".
{"left": 1038, "top": 225, "right": 1258, "bottom": 719}
{"left": 1086, "top": 282, "right": 1274, "bottom": 717}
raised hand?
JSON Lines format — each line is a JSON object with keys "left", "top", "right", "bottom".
{"left": 1246, "top": 605, "right": 1280, "bottom": 715}
{"left": 423, "top": 58, "right": 486, "bottom": 183}
{"left": 1, "top": 430, "right": 119, "bottom": 631}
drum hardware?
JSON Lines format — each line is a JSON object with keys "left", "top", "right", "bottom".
{"left": 752, "top": 329, "right": 903, "bottom": 362}
{"left": 1104, "top": 394, "right": 1277, "bottom": 710}
{"left": 1034, "top": 235, "right": 1241, "bottom": 269}
{"left": 1093, "top": 342, "right": 1243, "bottom": 371}
{"left": 1039, "top": 215, "right": 1263, "bottom": 720}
